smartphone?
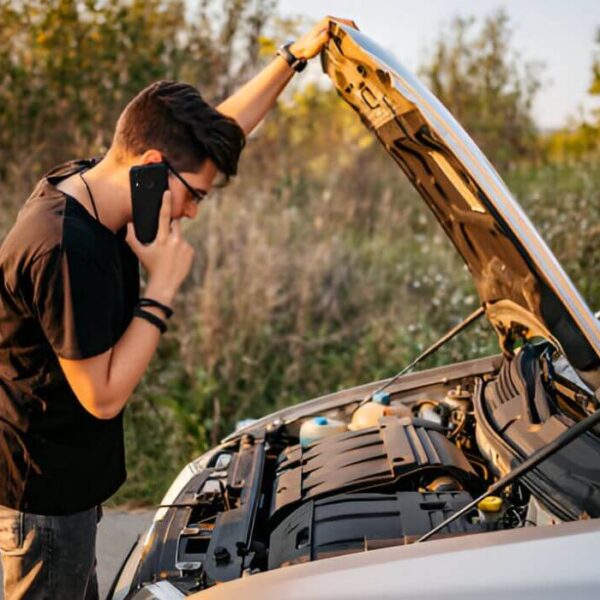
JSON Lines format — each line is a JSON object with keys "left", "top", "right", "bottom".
{"left": 129, "top": 163, "right": 168, "bottom": 244}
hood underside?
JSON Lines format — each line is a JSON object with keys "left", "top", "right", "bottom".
{"left": 321, "top": 21, "right": 600, "bottom": 389}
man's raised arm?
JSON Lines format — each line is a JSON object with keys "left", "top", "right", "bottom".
{"left": 217, "top": 17, "right": 355, "bottom": 135}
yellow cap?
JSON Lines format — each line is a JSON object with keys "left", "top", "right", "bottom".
{"left": 477, "top": 496, "right": 503, "bottom": 513}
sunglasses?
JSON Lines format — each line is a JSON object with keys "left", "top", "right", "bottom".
{"left": 162, "top": 158, "right": 208, "bottom": 205}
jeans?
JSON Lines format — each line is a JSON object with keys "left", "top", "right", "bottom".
{"left": 0, "top": 505, "right": 100, "bottom": 600}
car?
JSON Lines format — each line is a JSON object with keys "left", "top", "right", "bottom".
{"left": 108, "top": 19, "right": 600, "bottom": 600}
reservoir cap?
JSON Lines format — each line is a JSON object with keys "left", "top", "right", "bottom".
{"left": 373, "top": 391, "right": 391, "bottom": 405}
{"left": 477, "top": 496, "right": 503, "bottom": 513}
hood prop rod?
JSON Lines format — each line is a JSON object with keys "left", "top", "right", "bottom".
{"left": 416, "top": 402, "right": 600, "bottom": 543}
{"left": 356, "top": 305, "right": 485, "bottom": 409}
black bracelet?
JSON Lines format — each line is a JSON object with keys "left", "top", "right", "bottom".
{"left": 138, "top": 297, "right": 174, "bottom": 319}
{"left": 277, "top": 41, "right": 307, "bottom": 73}
{"left": 134, "top": 307, "right": 167, "bottom": 333}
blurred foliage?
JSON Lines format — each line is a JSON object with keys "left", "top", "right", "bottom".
{"left": 510, "top": 160, "right": 600, "bottom": 309}
{"left": 590, "top": 27, "right": 600, "bottom": 105}
{"left": 543, "top": 27, "right": 600, "bottom": 160}
{"left": 1, "top": 3, "right": 599, "bottom": 504}
{"left": 420, "top": 9, "right": 543, "bottom": 169}
{"left": 0, "top": 0, "right": 275, "bottom": 228}
{"left": 543, "top": 123, "right": 599, "bottom": 162}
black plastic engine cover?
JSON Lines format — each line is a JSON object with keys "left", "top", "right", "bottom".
{"left": 268, "top": 491, "right": 482, "bottom": 569}
{"left": 271, "top": 417, "right": 477, "bottom": 520}
{"left": 478, "top": 344, "right": 600, "bottom": 519}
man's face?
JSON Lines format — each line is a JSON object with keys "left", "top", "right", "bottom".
{"left": 168, "top": 159, "right": 218, "bottom": 220}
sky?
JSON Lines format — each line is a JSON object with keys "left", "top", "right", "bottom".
{"left": 277, "top": 0, "right": 600, "bottom": 130}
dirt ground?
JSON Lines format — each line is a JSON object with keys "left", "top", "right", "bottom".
{"left": 0, "top": 508, "right": 155, "bottom": 599}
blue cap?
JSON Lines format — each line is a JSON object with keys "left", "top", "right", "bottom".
{"left": 373, "top": 391, "right": 391, "bottom": 405}
{"left": 314, "top": 416, "right": 328, "bottom": 426}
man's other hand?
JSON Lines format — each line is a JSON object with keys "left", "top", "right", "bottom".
{"left": 290, "top": 17, "right": 358, "bottom": 61}
{"left": 125, "top": 189, "right": 194, "bottom": 306}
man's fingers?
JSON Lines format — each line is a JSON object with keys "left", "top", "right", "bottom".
{"left": 170, "top": 218, "right": 182, "bottom": 237}
{"left": 156, "top": 190, "right": 172, "bottom": 242}
{"left": 324, "top": 16, "right": 358, "bottom": 30}
{"left": 125, "top": 222, "right": 142, "bottom": 251}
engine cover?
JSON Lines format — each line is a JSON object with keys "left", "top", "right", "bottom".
{"left": 268, "top": 491, "right": 482, "bottom": 569}
{"left": 271, "top": 417, "right": 477, "bottom": 520}
{"left": 478, "top": 345, "right": 600, "bottom": 519}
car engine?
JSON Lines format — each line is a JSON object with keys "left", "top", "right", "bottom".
{"left": 115, "top": 346, "right": 600, "bottom": 597}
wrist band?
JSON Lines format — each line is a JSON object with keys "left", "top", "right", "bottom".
{"left": 138, "top": 297, "right": 174, "bottom": 319}
{"left": 134, "top": 307, "right": 167, "bottom": 333}
{"left": 277, "top": 42, "right": 307, "bottom": 73}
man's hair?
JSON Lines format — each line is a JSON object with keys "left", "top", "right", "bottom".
{"left": 112, "top": 80, "right": 246, "bottom": 179}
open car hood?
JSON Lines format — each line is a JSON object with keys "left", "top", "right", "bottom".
{"left": 321, "top": 21, "right": 600, "bottom": 390}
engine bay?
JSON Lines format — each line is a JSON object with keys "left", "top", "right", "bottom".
{"left": 118, "top": 345, "right": 600, "bottom": 596}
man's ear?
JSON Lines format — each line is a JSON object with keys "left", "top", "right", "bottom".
{"left": 140, "top": 149, "right": 163, "bottom": 165}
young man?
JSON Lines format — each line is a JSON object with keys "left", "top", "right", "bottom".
{"left": 0, "top": 17, "right": 345, "bottom": 599}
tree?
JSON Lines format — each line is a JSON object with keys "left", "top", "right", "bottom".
{"left": 0, "top": 0, "right": 273, "bottom": 227}
{"left": 590, "top": 28, "right": 600, "bottom": 97}
{"left": 542, "top": 26, "right": 600, "bottom": 161}
{"left": 586, "top": 26, "right": 600, "bottom": 142}
{"left": 420, "top": 9, "right": 543, "bottom": 169}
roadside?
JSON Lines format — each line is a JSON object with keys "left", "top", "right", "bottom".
{"left": 96, "top": 508, "right": 155, "bottom": 597}
{"left": 0, "top": 507, "right": 155, "bottom": 599}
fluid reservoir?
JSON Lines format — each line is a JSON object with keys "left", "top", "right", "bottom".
{"left": 299, "top": 417, "right": 347, "bottom": 448}
{"left": 477, "top": 496, "right": 504, "bottom": 530}
{"left": 349, "top": 391, "right": 391, "bottom": 431}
